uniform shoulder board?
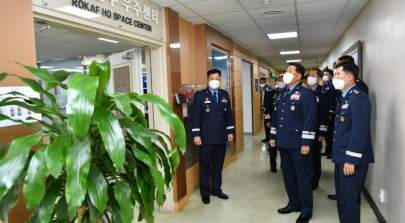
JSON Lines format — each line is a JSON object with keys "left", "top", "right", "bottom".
{"left": 353, "top": 89, "right": 360, "bottom": 95}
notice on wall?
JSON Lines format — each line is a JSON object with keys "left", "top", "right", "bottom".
{"left": 0, "top": 87, "right": 42, "bottom": 128}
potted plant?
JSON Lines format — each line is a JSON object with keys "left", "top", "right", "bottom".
{"left": 0, "top": 62, "right": 186, "bottom": 223}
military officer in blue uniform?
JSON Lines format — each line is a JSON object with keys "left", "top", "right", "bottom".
{"left": 260, "top": 77, "right": 272, "bottom": 143}
{"left": 322, "top": 67, "right": 337, "bottom": 159}
{"left": 337, "top": 55, "right": 369, "bottom": 94}
{"left": 264, "top": 75, "right": 285, "bottom": 173}
{"left": 307, "top": 68, "right": 329, "bottom": 190}
{"left": 191, "top": 68, "right": 235, "bottom": 205}
{"left": 269, "top": 63, "right": 317, "bottom": 223}
{"left": 331, "top": 62, "right": 374, "bottom": 223}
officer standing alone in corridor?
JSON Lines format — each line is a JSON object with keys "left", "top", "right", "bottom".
{"left": 269, "top": 63, "right": 317, "bottom": 223}
{"left": 191, "top": 68, "right": 235, "bottom": 205}
{"left": 307, "top": 68, "right": 329, "bottom": 190}
{"left": 331, "top": 62, "right": 374, "bottom": 223}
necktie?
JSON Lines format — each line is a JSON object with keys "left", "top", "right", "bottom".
{"left": 213, "top": 91, "right": 218, "bottom": 103}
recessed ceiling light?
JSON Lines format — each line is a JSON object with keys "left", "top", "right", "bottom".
{"left": 97, "top": 37, "right": 119, "bottom": 44}
{"left": 39, "top": 66, "right": 55, "bottom": 69}
{"left": 280, "top": 50, "right": 300, "bottom": 55}
{"left": 169, "top": 43, "right": 181, "bottom": 48}
{"left": 261, "top": 10, "right": 283, "bottom": 18}
{"left": 268, "top": 32, "right": 298, "bottom": 40}
{"left": 57, "top": 6, "right": 100, "bottom": 19}
{"left": 286, "top": 59, "right": 302, "bottom": 63}
{"left": 214, "top": 56, "right": 228, "bottom": 60}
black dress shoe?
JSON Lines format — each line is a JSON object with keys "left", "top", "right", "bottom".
{"left": 261, "top": 138, "right": 268, "bottom": 142}
{"left": 277, "top": 205, "right": 300, "bottom": 214}
{"left": 327, "top": 194, "right": 337, "bottom": 200}
{"left": 202, "top": 196, "right": 210, "bottom": 204}
{"left": 296, "top": 214, "right": 312, "bottom": 223}
{"left": 326, "top": 155, "right": 332, "bottom": 159}
{"left": 271, "top": 168, "right": 278, "bottom": 173}
{"left": 312, "top": 183, "right": 319, "bottom": 191}
{"left": 212, "top": 192, "right": 229, "bottom": 200}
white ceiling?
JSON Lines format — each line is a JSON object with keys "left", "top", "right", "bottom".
{"left": 152, "top": 0, "right": 369, "bottom": 70}
{"left": 34, "top": 22, "right": 135, "bottom": 62}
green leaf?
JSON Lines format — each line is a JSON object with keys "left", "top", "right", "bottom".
{"left": 45, "top": 136, "right": 70, "bottom": 178}
{"left": 65, "top": 137, "right": 91, "bottom": 217}
{"left": 89, "top": 61, "right": 110, "bottom": 106}
{"left": 23, "top": 146, "right": 47, "bottom": 209}
{"left": 0, "top": 72, "right": 7, "bottom": 81}
{"left": 0, "top": 184, "right": 18, "bottom": 223}
{"left": 113, "top": 94, "right": 132, "bottom": 117}
{"left": 87, "top": 164, "right": 108, "bottom": 214}
{"left": 52, "top": 70, "right": 70, "bottom": 82}
{"left": 0, "top": 132, "right": 42, "bottom": 200}
{"left": 94, "top": 107, "right": 126, "bottom": 171}
{"left": 132, "top": 144, "right": 156, "bottom": 168}
{"left": 31, "top": 179, "right": 63, "bottom": 223}
{"left": 114, "top": 181, "right": 134, "bottom": 223}
{"left": 140, "top": 94, "right": 186, "bottom": 153}
{"left": 122, "top": 121, "right": 155, "bottom": 158}
{"left": 66, "top": 73, "right": 99, "bottom": 139}
{"left": 21, "top": 64, "right": 59, "bottom": 83}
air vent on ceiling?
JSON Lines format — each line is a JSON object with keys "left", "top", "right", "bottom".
{"left": 261, "top": 10, "right": 283, "bottom": 18}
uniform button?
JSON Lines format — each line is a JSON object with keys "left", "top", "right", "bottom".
{"left": 281, "top": 117, "right": 284, "bottom": 120}
{"left": 280, "top": 125, "right": 283, "bottom": 128}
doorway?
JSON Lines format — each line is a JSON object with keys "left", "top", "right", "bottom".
{"left": 242, "top": 60, "right": 253, "bottom": 134}
{"left": 34, "top": 20, "right": 154, "bottom": 126}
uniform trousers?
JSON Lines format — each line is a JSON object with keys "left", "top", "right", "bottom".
{"left": 279, "top": 148, "right": 313, "bottom": 217}
{"left": 335, "top": 164, "right": 368, "bottom": 223}
{"left": 199, "top": 144, "right": 227, "bottom": 198}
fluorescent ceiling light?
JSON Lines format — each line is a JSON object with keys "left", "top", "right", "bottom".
{"left": 286, "top": 59, "right": 302, "bottom": 63}
{"left": 57, "top": 6, "right": 100, "bottom": 19}
{"left": 169, "top": 43, "right": 181, "bottom": 48}
{"left": 97, "top": 37, "right": 119, "bottom": 44}
{"left": 267, "top": 32, "right": 298, "bottom": 40}
{"left": 214, "top": 56, "right": 228, "bottom": 60}
{"left": 280, "top": 50, "right": 300, "bottom": 55}
{"left": 39, "top": 66, "right": 55, "bottom": 69}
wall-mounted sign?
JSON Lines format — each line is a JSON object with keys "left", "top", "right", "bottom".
{"left": 33, "top": 0, "right": 164, "bottom": 42}
{"left": 0, "top": 87, "right": 42, "bottom": 128}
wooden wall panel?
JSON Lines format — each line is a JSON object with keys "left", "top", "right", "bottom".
{"left": 0, "top": 1, "right": 38, "bottom": 222}
{"left": 165, "top": 8, "right": 187, "bottom": 202}
{"left": 179, "top": 18, "right": 197, "bottom": 85}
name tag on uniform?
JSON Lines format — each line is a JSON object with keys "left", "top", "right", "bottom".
{"left": 204, "top": 98, "right": 211, "bottom": 104}
{"left": 221, "top": 98, "right": 228, "bottom": 103}
{"left": 290, "top": 92, "right": 301, "bottom": 101}
{"left": 316, "top": 96, "right": 320, "bottom": 103}
{"left": 341, "top": 104, "right": 349, "bottom": 109}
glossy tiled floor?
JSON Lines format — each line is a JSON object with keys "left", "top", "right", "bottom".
{"left": 156, "top": 134, "right": 379, "bottom": 223}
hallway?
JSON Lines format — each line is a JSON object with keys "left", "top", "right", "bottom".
{"left": 156, "top": 134, "right": 379, "bottom": 223}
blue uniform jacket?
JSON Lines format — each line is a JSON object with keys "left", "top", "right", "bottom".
{"left": 263, "top": 85, "right": 275, "bottom": 122}
{"left": 270, "top": 84, "right": 318, "bottom": 149}
{"left": 313, "top": 86, "right": 329, "bottom": 136}
{"left": 332, "top": 88, "right": 374, "bottom": 166}
{"left": 191, "top": 88, "right": 235, "bottom": 145}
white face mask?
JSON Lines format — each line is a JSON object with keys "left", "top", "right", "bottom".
{"left": 276, "top": 82, "right": 286, "bottom": 89}
{"left": 332, "top": 78, "right": 345, "bottom": 90}
{"left": 208, "top": 80, "right": 220, "bottom": 90}
{"left": 260, "top": 84, "right": 266, "bottom": 88}
{"left": 307, "top": 76, "right": 318, "bottom": 86}
{"left": 322, "top": 76, "right": 330, "bottom": 82}
{"left": 283, "top": 72, "right": 294, "bottom": 84}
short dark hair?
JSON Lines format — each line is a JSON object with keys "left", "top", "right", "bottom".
{"left": 259, "top": 77, "right": 266, "bottom": 82}
{"left": 207, "top": 68, "right": 221, "bottom": 77}
{"left": 338, "top": 55, "right": 355, "bottom": 64}
{"left": 336, "top": 62, "right": 359, "bottom": 80}
{"left": 310, "top": 68, "right": 323, "bottom": 78}
{"left": 323, "top": 67, "right": 333, "bottom": 76}
{"left": 288, "top": 63, "right": 305, "bottom": 78}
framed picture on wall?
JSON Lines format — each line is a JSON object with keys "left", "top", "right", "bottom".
{"left": 343, "top": 40, "right": 363, "bottom": 79}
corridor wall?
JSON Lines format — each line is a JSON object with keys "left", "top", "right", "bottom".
{"left": 321, "top": 0, "right": 405, "bottom": 221}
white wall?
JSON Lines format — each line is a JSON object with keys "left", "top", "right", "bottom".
{"left": 242, "top": 60, "right": 253, "bottom": 133}
{"left": 321, "top": 0, "right": 405, "bottom": 221}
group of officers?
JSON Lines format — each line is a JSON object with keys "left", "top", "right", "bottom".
{"left": 260, "top": 55, "right": 374, "bottom": 223}
{"left": 190, "top": 55, "right": 374, "bottom": 223}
